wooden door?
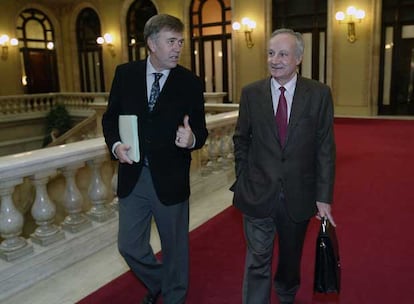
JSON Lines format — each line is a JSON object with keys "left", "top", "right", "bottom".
{"left": 393, "top": 38, "right": 414, "bottom": 114}
{"left": 23, "top": 48, "right": 59, "bottom": 94}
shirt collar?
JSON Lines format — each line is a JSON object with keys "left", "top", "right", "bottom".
{"left": 271, "top": 74, "right": 297, "bottom": 95}
{"left": 147, "top": 56, "right": 170, "bottom": 78}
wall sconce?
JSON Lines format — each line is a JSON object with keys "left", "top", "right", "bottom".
{"left": 232, "top": 17, "right": 256, "bottom": 48}
{"left": 97, "top": 33, "right": 115, "bottom": 57}
{"left": 0, "top": 34, "right": 18, "bottom": 60}
{"left": 335, "top": 6, "right": 365, "bottom": 43}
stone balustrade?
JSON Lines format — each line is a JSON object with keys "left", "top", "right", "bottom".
{"left": 0, "top": 92, "right": 235, "bottom": 156}
{"left": 0, "top": 92, "right": 108, "bottom": 116}
{"left": 0, "top": 138, "right": 112, "bottom": 260}
{"left": 0, "top": 107, "right": 238, "bottom": 301}
{"left": 0, "top": 92, "right": 229, "bottom": 116}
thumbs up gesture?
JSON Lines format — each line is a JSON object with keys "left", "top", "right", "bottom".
{"left": 175, "top": 115, "right": 194, "bottom": 148}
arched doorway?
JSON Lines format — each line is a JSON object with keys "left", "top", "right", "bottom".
{"left": 76, "top": 8, "right": 105, "bottom": 92}
{"left": 190, "top": 0, "right": 233, "bottom": 102}
{"left": 17, "top": 8, "right": 59, "bottom": 93}
{"left": 379, "top": 0, "right": 414, "bottom": 115}
{"left": 273, "top": 0, "right": 327, "bottom": 83}
{"left": 126, "top": 0, "right": 157, "bottom": 62}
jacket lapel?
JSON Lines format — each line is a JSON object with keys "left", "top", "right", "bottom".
{"left": 287, "top": 76, "right": 309, "bottom": 144}
{"left": 258, "top": 78, "right": 280, "bottom": 142}
{"left": 129, "top": 60, "right": 148, "bottom": 115}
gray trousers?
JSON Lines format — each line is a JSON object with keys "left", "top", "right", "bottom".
{"left": 242, "top": 193, "right": 309, "bottom": 304}
{"left": 118, "top": 166, "right": 189, "bottom": 304}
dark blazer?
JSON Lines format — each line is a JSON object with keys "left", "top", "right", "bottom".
{"left": 102, "top": 60, "right": 208, "bottom": 204}
{"left": 231, "top": 75, "right": 335, "bottom": 222}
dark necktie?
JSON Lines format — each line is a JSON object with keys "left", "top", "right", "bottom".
{"left": 275, "top": 86, "right": 288, "bottom": 146}
{"left": 148, "top": 72, "right": 163, "bottom": 111}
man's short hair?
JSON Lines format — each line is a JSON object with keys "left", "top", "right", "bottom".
{"left": 271, "top": 28, "right": 304, "bottom": 59}
{"left": 144, "top": 14, "right": 184, "bottom": 43}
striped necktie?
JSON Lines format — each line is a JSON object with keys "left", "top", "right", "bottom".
{"left": 148, "top": 73, "right": 163, "bottom": 111}
{"left": 275, "top": 86, "right": 288, "bottom": 146}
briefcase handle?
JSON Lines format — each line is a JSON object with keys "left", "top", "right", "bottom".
{"left": 321, "top": 217, "right": 328, "bottom": 233}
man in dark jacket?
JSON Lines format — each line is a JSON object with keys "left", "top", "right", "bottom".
{"left": 102, "top": 14, "right": 208, "bottom": 304}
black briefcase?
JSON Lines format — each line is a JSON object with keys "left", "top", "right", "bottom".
{"left": 313, "top": 217, "right": 341, "bottom": 293}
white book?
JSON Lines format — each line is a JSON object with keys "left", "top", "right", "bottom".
{"left": 119, "top": 115, "right": 140, "bottom": 162}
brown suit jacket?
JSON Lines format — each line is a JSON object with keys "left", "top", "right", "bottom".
{"left": 231, "top": 75, "right": 336, "bottom": 222}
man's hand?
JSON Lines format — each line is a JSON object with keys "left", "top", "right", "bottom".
{"left": 175, "top": 115, "right": 194, "bottom": 148}
{"left": 115, "top": 143, "right": 133, "bottom": 164}
{"left": 316, "top": 201, "right": 336, "bottom": 227}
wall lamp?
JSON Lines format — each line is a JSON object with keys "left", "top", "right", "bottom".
{"left": 232, "top": 17, "right": 256, "bottom": 48}
{"left": 335, "top": 6, "right": 365, "bottom": 43}
{"left": 0, "top": 34, "right": 18, "bottom": 60}
{"left": 97, "top": 33, "right": 115, "bottom": 57}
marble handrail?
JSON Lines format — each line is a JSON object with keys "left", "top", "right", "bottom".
{"left": 0, "top": 138, "right": 107, "bottom": 180}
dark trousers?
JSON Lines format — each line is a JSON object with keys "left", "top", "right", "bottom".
{"left": 118, "top": 166, "right": 189, "bottom": 304}
{"left": 242, "top": 193, "right": 309, "bottom": 304}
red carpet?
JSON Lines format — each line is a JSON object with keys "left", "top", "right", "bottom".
{"left": 78, "top": 118, "right": 414, "bottom": 304}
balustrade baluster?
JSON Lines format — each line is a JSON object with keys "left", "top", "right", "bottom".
{"left": 24, "top": 98, "right": 30, "bottom": 113}
{"left": 39, "top": 97, "right": 45, "bottom": 111}
{"left": 11, "top": 99, "right": 17, "bottom": 114}
{"left": 5, "top": 100, "right": 11, "bottom": 114}
{"left": 216, "top": 129, "right": 229, "bottom": 170}
{"left": 216, "top": 129, "right": 228, "bottom": 169}
{"left": 30, "top": 171, "right": 65, "bottom": 246}
{"left": 61, "top": 164, "right": 92, "bottom": 233}
{"left": 221, "top": 126, "right": 235, "bottom": 168}
{"left": 46, "top": 97, "right": 53, "bottom": 112}
{"left": 17, "top": 99, "right": 23, "bottom": 113}
{"left": 32, "top": 97, "right": 38, "bottom": 112}
{"left": 0, "top": 178, "right": 33, "bottom": 261}
{"left": 200, "top": 137, "right": 212, "bottom": 176}
{"left": 209, "top": 129, "right": 222, "bottom": 173}
{"left": 110, "top": 168, "right": 119, "bottom": 210}
{"left": 86, "top": 158, "right": 115, "bottom": 222}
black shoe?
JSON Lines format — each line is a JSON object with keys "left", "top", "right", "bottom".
{"left": 140, "top": 292, "right": 159, "bottom": 304}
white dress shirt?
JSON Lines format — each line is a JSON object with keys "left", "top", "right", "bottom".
{"left": 270, "top": 74, "right": 298, "bottom": 122}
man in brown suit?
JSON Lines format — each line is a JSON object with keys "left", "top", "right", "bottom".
{"left": 231, "top": 28, "right": 336, "bottom": 304}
